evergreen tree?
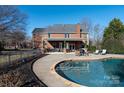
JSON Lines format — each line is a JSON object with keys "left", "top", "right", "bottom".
{"left": 102, "top": 18, "right": 124, "bottom": 54}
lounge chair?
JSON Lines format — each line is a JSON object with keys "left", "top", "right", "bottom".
{"left": 94, "top": 50, "right": 100, "bottom": 55}
{"left": 101, "top": 49, "right": 107, "bottom": 55}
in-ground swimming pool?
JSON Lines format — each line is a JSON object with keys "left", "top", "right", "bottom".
{"left": 55, "top": 58, "right": 124, "bottom": 87}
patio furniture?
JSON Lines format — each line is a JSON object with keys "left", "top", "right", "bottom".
{"left": 84, "top": 49, "right": 89, "bottom": 56}
{"left": 80, "top": 48, "right": 85, "bottom": 56}
{"left": 101, "top": 49, "right": 107, "bottom": 55}
{"left": 94, "top": 50, "right": 100, "bottom": 55}
{"left": 75, "top": 49, "right": 80, "bottom": 56}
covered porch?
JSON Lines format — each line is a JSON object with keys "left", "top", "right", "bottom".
{"left": 47, "top": 38, "right": 85, "bottom": 52}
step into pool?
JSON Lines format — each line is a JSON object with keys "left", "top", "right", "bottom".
{"left": 55, "top": 58, "right": 124, "bottom": 87}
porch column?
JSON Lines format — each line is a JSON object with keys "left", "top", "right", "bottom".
{"left": 66, "top": 42, "right": 69, "bottom": 49}
{"left": 64, "top": 40, "right": 66, "bottom": 49}
{"left": 87, "top": 34, "right": 89, "bottom": 45}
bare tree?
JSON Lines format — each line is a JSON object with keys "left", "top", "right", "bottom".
{"left": 93, "top": 24, "right": 103, "bottom": 49}
{"left": 80, "top": 18, "right": 104, "bottom": 49}
{"left": 11, "top": 30, "right": 26, "bottom": 49}
{"left": 0, "top": 5, "right": 27, "bottom": 49}
{"left": 80, "top": 18, "right": 92, "bottom": 47}
{"left": 80, "top": 18, "right": 92, "bottom": 33}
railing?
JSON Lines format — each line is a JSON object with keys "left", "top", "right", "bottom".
{"left": 0, "top": 49, "right": 42, "bottom": 72}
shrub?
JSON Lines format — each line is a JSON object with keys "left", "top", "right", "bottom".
{"left": 102, "top": 39, "right": 124, "bottom": 54}
{"left": 87, "top": 45, "right": 96, "bottom": 52}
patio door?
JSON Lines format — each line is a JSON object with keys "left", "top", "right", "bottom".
{"left": 59, "top": 42, "right": 63, "bottom": 51}
{"left": 69, "top": 43, "right": 75, "bottom": 51}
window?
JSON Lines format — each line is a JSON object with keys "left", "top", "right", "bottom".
{"left": 67, "top": 34, "right": 69, "bottom": 38}
{"left": 65, "top": 34, "right": 66, "bottom": 38}
{"left": 65, "top": 34, "right": 69, "bottom": 38}
{"left": 80, "top": 29, "right": 82, "bottom": 32}
{"left": 48, "top": 33, "right": 50, "bottom": 38}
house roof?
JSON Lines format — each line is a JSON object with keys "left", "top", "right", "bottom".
{"left": 32, "top": 24, "right": 88, "bottom": 34}
{"left": 32, "top": 28, "right": 46, "bottom": 34}
{"left": 46, "top": 24, "right": 77, "bottom": 33}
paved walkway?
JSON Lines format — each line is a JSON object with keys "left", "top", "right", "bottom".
{"left": 32, "top": 54, "right": 124, "bottom": 87}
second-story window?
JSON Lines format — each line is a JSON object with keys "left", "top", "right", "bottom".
{"left": 65, "top": 34, "right": 69, "bottom": 38}
{"left": 67, "top": 34, "right": 69, "bottom": 38}
{"left": 65, "top": 34, "right": 67, "bottom": 38}
{"left": 80, "top": 29, "right": 82, "bottom": 32}
{"left": 48, "top": 33, "right": 50, "bottom": 38}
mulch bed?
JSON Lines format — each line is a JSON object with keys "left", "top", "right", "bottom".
{"left": 0, "top": 54, "right": 48, "bottom": 87}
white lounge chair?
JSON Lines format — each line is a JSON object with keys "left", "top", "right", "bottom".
{"left": 101, "top": 49, "right": 107, "bottom": 55}
{"left": 94, "top": 50, "right": 99, "bottom": 55}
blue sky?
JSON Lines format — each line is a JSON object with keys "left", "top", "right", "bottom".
{"left": 18, "top": 5, "right": 124, "bottom": 36}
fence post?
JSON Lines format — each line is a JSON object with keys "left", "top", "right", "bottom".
{"left": 8, "top": 52, "right": 11, "bottom": 65}
{"left": 20, "top": 50, "right": 22, "bottom": 62}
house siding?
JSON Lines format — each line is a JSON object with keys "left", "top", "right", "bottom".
{"left": 32, "top": 24, "right": 89, "bottom": 49}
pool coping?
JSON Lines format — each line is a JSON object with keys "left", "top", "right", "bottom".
{"left": 50, "top": 60, "right": 82, "bottom": 87}
{"left": 50, "top": 55, "right": 124, "bottom": 87}
{"left": 33, "top": 54, "right": 124, "bottom": 87}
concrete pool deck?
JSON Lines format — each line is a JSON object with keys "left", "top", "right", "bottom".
{"left": 32, "top": 53, "right": 124, "bottom": 87}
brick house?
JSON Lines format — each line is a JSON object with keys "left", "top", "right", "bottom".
{"left": 32, "top": 24, "right": 89, "bottom": 52}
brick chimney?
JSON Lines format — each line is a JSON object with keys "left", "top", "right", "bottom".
{"left": 76, "top": 23, "right": 80, "bottom": 34}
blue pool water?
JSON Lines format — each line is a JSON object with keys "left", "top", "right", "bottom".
{"left": 55, "top": 58, "right": 124, "bottom": 87}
